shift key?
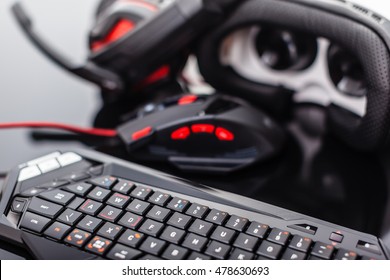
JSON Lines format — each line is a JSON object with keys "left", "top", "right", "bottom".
{"left": 28, "top": 197, "right": 63, "bottom": 218}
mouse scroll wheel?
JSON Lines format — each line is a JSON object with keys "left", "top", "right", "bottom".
{"left": 91, "top": 19, "right": 136, "bottom": 52}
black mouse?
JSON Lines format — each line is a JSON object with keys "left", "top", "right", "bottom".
{"left": 117, "top": 93, "right": 285, "bottom": 173}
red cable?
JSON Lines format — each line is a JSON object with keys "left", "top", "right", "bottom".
{"left": 0, "top": 122, "right": 118, "bottom": 137}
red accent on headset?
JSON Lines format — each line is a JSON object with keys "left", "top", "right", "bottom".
{"left": 132, "top": 126, "right": 153, "bottom": 141}
{"left": 191, "top": 124, "right": 215, "bottom": 134}
{"left": 215, "top": 127, "right": 234, "bottom": 141}
{"left": 171, "top": 127, "right": 191, "bottom": 140}
{"left": 91, "top": 19, "right": 135, "bottom": 52}
{"left": 178, "top": 95, "right": 198, "bottom": 105}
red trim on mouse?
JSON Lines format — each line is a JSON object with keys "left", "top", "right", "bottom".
{"left": 171, "top": 127, "right": 191, "bottom": 140}
{"left": 215, "top": 127, "right": 234, "bottom": 141}
{"left": 191, "top": 124, "right": 215, "bottom": 134}
{"left": 132, "top": 126, "right": 153, "bottom": 141}
{"left": 178, "top": 95, "right": 198, "bottom": 105}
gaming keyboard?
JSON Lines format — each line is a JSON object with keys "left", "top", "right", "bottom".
{"left": 0, "top": 150, "right": 388, "bottom": 260}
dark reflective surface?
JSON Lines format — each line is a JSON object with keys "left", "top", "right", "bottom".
{"left": 0, "top": 91, "right": 388, "bottom": 237}
{"left": 94, "top": 102, "right": 387, "bottom": 236}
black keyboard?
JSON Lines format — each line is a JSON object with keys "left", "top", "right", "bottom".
{"left": 0, "top": 150, "right": 388, "bottom": 260}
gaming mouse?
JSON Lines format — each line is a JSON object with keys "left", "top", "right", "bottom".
{"left": 117, "top": 94, "right": 285, "bottom": 173}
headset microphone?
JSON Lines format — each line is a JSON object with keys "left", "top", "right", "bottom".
{"left": 12, "top": 3, "right": 124, "bottom": 99}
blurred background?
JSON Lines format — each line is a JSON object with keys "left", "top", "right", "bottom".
{"left": 0, "top": 0, "right": 389, "bottom": 171}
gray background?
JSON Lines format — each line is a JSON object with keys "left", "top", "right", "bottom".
{"left": 0, "top": 0, "right": 101, "bottom": 170}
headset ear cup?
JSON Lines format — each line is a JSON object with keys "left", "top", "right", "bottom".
{"left": 197, "top": 0, "right": 390, "bottom": 151}
{"left": 197, "top": 27, "right": 294, "bottom": 117}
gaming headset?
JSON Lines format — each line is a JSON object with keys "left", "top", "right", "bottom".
{"left": 197, "top": 0, "right": 390, "bottom": 151}
{"left": 11, "top": 0, "right": 241, "bottom": 102}
{"left": 11, "top": 0, "right": 390, "bottom": 152}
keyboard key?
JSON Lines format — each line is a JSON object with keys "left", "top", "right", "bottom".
{"left": 87, "top": 187, "right": 111, "bottom": 202}
{"left": 11, "top": 198, "right": 27, "bottom": 213}
{"left": 139, "top": 237, "right": 166, "bottom": 255}
{"left": 126, "top": 199, "right": 151, "bottom": 215}
{"left": 233, "top": 233, "right": 259, "bottom": 251}
{"left": 205, "top": 209, "right": 228, "bottom": 225}
{"left": 311, "top": 242, "right": 334, "bottom": 260}
{"left": 148, "top": 191, "right": 171, "bottom": 206}
{"left": 182, "top": 233, "right": 208, "bottom": 252}
{"left": 20, "top": 212, "right": 51, "bottom": 233}
{"left": 118, "top": 230, "right": 145, "bottom": 248}
{"left": 185, "top": 203, "right": 209, "bottom": 219}
{"left": 27, "top": 197, "right": 63, "bottom": 218}
{"left": 188, "top": 219, "right": 214, "bottom": 237}
{"left": 118, "top": 212, "right": 143, "bottom": 230}
{"left": 187, "top": 252, "right": 211, "bottom": 260}
{"left": 106, "top": 193, "right": 130, "bottom": 208}
{"left": 205, "top": 241, "right": 231, "bottom": 259}
{"left": 334, "top": 249, "right": 358, "bottom": 260}
{"left": 162, "top": 244, "right": 189, "bottom": 260}
{"left": 89, "top": 176, "right": 117, "bottom": 189}
{"left": 281, "top": 248, "right": 306, "bottom": 260}
{"left": 65, "top": 229, "right": 91, "bottom": 247}
{"left": 78, "top": 199, "right": 103, "bottom": 216}
{"left": 210, "top": 226, "right": 236, "bottom": 244}
{"left": 146, "top": 206, "right": 171, "bottom": 222}
{"left": 64, "top": 183, "right": 93, "bottom": 197}
{"left": 130, "top": 185, "right": 153, "bottom": 200}
{"left": 139, "top": 219, "right": 164, "bottom": 237}
{"left": 107, "top": 244, "right": 142, "bottom": 260}
{"left": 85, "top": 236, "right": 112, "bottom": 255}
{"left": 39, "top": 190, "right": 75, "bottom": 205}
{"left": 160, "top": 226, "right": 186, "bottom": 244}
{"left": 356, "top": 240, "right": 382, "bottom": 255}
{"left": 77, "top": 216, "right": 103, "bottom": 232}
{"left": 97, "top": 222, "right": 123, "bottom": 240}
{"left": 257, "top": 240, "right": 283, "bottom": 260}
{"left": 308, "top": 255, "right": 324, "bottom": 260}
{"left": 167, "top": 197, "right": 190, "bottom": 213}
{"left": 167, "top": 213, "right": 192, "bottom": 229}
{"left": 98, "top": 206, "right": 123, "bottom": 222}
{"left": 67, "top": 197, "right": 85, "bottom": 210}
{"left": 44, "top": 222, "right": 71, "bottom": 240}
{"left": 225, "top": 215, "right": 248, "bottom": 232}
{"left": 229, "top": 248, "right": 254, "bottom": 260}
{"left": 57, "top": 209, "right": 82, "bottom": 226}
{"left": 246, "top": 222, "right": 269, "bottom": 238}
{"left": 289, "top": 235, "right": 312, "bottom": 253}
{"left": 139, "top": 254, "right": 163, "bottom": 260}
{"left": 112, "top": 179, "right": 135, "bottom": 194}
{"left": 267, "top": 228, "right": 290, "bottom": 245}
{"left": 256, "top": 255, "right": 272, "bottom": 260}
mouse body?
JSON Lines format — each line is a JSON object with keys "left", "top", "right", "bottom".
{"left": 117, "top": 94, "right": 285, "bottom": 173}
